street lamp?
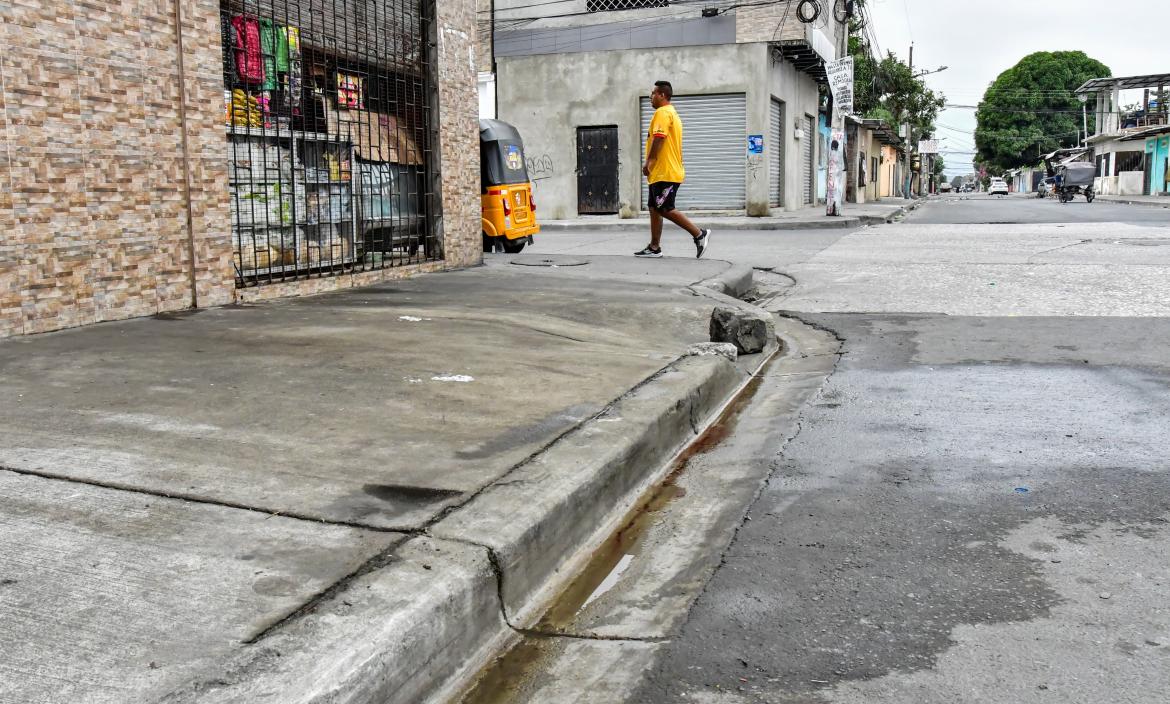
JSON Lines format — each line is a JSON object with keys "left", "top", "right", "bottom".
{"left": 914, "top": 65, "right": 948, "bottom": 78}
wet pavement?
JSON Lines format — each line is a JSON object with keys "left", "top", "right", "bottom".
{"left": 637, "top": 314, "right": 1170, "bottom": 703}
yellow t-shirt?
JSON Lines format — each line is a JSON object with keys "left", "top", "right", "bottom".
{"left": 646, "top": 104, "right": 685, "bottom": 184}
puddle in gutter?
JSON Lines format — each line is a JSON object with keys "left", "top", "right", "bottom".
{"left": 458, "top": 352, "right": 778, "bottom": 704}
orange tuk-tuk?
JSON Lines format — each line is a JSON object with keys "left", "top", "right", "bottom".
{"left": 480, "top": 119, "right": 539, "bottom": 253}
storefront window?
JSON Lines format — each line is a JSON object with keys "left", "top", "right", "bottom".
{"left": 221, "top": 0, "right": 438, "bottom": 286}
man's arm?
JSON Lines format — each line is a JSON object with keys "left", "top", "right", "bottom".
{"left": 643, "top": 136, "right": 664, "bottom": 177}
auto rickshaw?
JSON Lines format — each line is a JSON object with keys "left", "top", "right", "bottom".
{"left": 480, "top": 119, "right": 539, "bottom": 253}
{"left": 1052, "top": 162, "right": 1096, "bottom": 203}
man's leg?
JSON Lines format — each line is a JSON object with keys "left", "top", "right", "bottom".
{"left": 649, "top": 206, "right": 664, "bottom": 250}
{"left": 661, "top": 208, "right": 701, "bottom": 239}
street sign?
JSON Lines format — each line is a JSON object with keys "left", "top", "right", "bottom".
{"left": 826, "top": 57, "right": 854, "bottom": 116}
{"left": 918, "top": 139, "right": 939, "bottom": 154}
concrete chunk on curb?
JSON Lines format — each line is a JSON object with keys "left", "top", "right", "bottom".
{"left": 710, "top": 305, "right": 774, "bottom": 355}
{"left": 431, "top": 354, "right": 746, "bottom": 625}
{"left": 687, "top": 342, "right": 739, "bottom": 362}
{"left": 172, "top": 536, "right": 510, "bottom": 704}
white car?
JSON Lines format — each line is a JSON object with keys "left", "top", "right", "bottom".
{"left": 988, "top": 179, "right": 1009, "bottom": 196}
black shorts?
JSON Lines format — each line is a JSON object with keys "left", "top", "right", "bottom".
{"left": 648, "top": 181, "right": 681, "bottom": 213}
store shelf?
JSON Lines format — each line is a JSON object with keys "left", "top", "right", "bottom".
{"left": 226, "top": 126, "right": 349, "bottom": 143}
{"left": 233, "top": 220, "right": 352, "bottom": 229}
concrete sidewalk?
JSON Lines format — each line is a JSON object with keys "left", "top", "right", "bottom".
{"left": 539, "top": 201, "right": 914, "bottom": 233}
{"left": 1095, "top": 193, "right": 1170, "bottom": 208}
{"left": 0, "top": 255, "right": 767, "bottom": 703}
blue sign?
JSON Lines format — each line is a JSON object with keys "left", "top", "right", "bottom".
{"left": 747, "top": 135, "right": 764, "bottom": 155}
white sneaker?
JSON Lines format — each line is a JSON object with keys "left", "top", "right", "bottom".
{"left": 694, "top": 229, "right": 711, "bottom": 259}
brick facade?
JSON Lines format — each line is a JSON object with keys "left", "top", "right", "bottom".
{"left": 735, "top": 1, "right": 840, "bottom": 45}
{"left": 0, "top": 0, "right": 480, "bottom": 338}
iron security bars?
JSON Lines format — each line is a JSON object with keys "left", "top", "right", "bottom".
{"left": 221, "top": 0, "right": 439, "bottom": 287}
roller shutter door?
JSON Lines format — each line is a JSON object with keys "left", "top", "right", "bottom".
{"left": 769, "top": 98, "right": 784, "bottom": 207}
{"left": 641, "top": 93, "right": 746, "bottom": 210}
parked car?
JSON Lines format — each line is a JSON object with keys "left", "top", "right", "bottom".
{"left": 939, "top": 182, "right": 953, "bottom": 193}
{"left": 1036, "top": 177, "right": 1055, "bottom": 198}
{"left": 988, "top": 178, "right": 1009, "bottom": 196}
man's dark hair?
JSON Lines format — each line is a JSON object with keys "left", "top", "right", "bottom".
{"left": 654, "top": 80, "right": 673, "bottom": 100}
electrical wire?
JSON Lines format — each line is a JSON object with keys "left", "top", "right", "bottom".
{"left": 771, "top": 0, "right": 796, "bottom": 42}
{"left": 482, "top": 0, "right": 768, "bottom": 19}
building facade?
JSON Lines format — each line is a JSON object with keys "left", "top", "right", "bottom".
{"left": 846, "top": 118, "right": 901, "bottom": 204}
{"left": 0, "top": 0, "right": 479, "bottom": 338}
{"left": 1078, "top": 73, "right": 1170, "bottom": 197}
{"left": 486, "top": 0, "right": 844, "bottom": 220}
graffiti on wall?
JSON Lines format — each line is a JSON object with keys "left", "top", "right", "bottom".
{"left": 526, "top": 153, "right": 555, "bottom": 181}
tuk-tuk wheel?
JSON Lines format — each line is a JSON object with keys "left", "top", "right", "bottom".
{"left": 1085, "top": 190, "right": 1094, "bottom": 203}
{"left": 501, "top": 237, "right": 526, "bottom": 254}
{"left": 482, "top": 233, "right": 499, "bottom": 253}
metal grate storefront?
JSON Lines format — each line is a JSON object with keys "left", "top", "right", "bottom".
{"left": 220, "top": 0, "right": 439, "bottom": 287}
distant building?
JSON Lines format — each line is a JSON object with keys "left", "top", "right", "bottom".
{"left": 479, "top": 0, "right": 847, "bottom": 218}
{"left": 1077, "top": 74, "right": 1170, "bottom": 196}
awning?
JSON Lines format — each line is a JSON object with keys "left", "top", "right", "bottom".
{"left": 1119, "top": 125, "right": 1170, "bottom": 142}
{"left": 859, "top": 119, "right": 904, "bottom": 146}
{"left": 1076, "top": 73, "right": 1170, "bottom": 95}
{"left": 1041, "top": 148, "right": 1088, "bottom": 166}
{"left": 772, "top": 42, "right": 827, "bottom": 83}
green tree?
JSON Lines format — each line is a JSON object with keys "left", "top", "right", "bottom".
{"left": 975, "top": 51, "right": 1111, "bottom": 171}
{"left": 932, "top": 155, "right": 946, "bottom": 177}
{"left": 950, "top": 175, "right": 963, "bottom": 190}
{"left": 849, "top": 43, "right": 945, "bottom": 136}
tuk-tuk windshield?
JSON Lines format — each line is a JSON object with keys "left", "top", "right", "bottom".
{"left": 482, "top": 140, "right": 530, "bottom": 187}
{"left": 480, "top": 119, "right": 530, "bottom": 187}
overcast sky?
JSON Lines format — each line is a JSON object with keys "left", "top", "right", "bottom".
{"left": 866, "top": 0, "right": 1170, "bottom": 177}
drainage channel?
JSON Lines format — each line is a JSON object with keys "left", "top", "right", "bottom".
{"left": 457, "top": 348, "right": 783, "bottom": 704}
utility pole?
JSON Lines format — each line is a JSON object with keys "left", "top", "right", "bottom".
{"left": 1082, "top": 102, "right": 1088, "bottom": 146}
{"left": 825, "top": 7, "right": 851, "bottom": 216}
{"left": 490, "top": 0, "right": 497, "bottom": 118}
{"left": 904, "top": 43, "right": 914, "bottom": 199}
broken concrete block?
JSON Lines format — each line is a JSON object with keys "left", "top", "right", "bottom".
{"left": 687, "top": 342, "right": 739, "bottom": 362}
{"left": 709, "top": 306, "right": 773, "bottom": 355}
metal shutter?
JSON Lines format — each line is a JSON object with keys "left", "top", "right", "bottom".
{"left": 769, "top": 98, "right": 783, "bottom": 207}
{"left": 802, "top": 114, "right": 814, "bottom": 205}
{"left": 641, "top": 93, "right": 746, "bottom": 210}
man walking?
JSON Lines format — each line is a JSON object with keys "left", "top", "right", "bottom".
{"left": 635, "top": 80, "right": 711, "bottom": 258}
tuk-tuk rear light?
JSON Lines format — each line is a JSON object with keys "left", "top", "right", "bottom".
{"left": 502, "top": 196, "right": 511, "bottom": 216}
{"left": 529, "top": 192, "right": 536, "bottom": 212}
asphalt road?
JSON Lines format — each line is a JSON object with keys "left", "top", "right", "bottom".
{"left": 468, "top": 196, "right": 1170, "bottom": 704}
{"left": 907, "top": 193, "right": 1170, "bottom": 225}
{"left": 638, "top": 314, "right": 1170, "bottom": 703}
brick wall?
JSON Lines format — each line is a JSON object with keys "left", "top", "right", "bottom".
{"left": 736, "top": 2, "right": 842, "bottom": 46}
{"left": 0, "top": 0, "right": 236, "bottom": 337}
{"left": 436, "top": 0, "right": 482, "bottom": 269}
{"left": 0, "top": 0, "right": 479, "bottom": 337}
